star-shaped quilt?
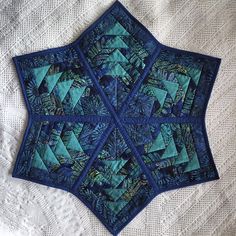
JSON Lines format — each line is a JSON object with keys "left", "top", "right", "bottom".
{"left": 12, "top": 1, "right": 221, "bottom": 235}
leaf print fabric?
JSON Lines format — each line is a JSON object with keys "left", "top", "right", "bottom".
{"left": 12, "top": 1, "right": 221, "bottom": 235}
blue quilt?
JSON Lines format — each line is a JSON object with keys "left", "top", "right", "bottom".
{"left": 12, "top": 1, "right": 221, "bottom": 235}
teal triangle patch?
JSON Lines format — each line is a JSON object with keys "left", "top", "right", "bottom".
{"left": 43, "top": 145, "right": 60, "bottom": 165}
{"left": 110, "top": 174, "right": 126, "bottom": 188}
{"left": 106, "top": 49, "right": 129, "bottom": 63}
{"left": 31, "top": 150, "right": 48, "bottom": 171}
{"left": 45, "top": 72, "right": 63, "bottom": 93}
{"left": 33, "top": 65, "right": 51, "bottom": 88}
{"left": 106, "top": 22, "right": 130, "bottom": 36}
{"left": 106, "top": 63, "right": 129, "bottom": 77}
{"left": 102, "top": 159, "right": 128, "bottom": 174}
{"left": 162, "top": 80, "right": 179, "bottom": 101}
{"left": 54, "top": 138, "right": 71, "bottom": 159}
{"left": 106, "top": 200, "right": 128, "bottom": 214}
{"left": 161, "top": 138, "right": 178, "bottom": 159}
{"left": 145, "top": 86, "right": 167, "bottom": 107}
{"left": 67, "top": 131, "right": 83, "bottom": 152}
{"left": 69, "top": 86, "right": 86, "bottom": 108}
{"left": 148, "top": 132, "right": 166, "bottom": 153}
{"left": 105, "top": 36, "right": 128, "bottom": 49}
{"left": 188, "top": 67, "right": 202, "bottom": 86}
{"left": 104, "top": 188, "right": 126, "bottom": 201}
{"left": 176, "top": 74, "right": 191, "bottom": 94}
{"left": 57, "top": 80, "right": 74, "bottom": 101}
{"left": 175, "top": 146, "right": 189, "bottom": 165}
{"left": 184, "top": 152, "right": 200, "bottom": 172}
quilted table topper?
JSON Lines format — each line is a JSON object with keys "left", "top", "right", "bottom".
{"left": 12, "top": 1, "right": 221, "bottom": 235}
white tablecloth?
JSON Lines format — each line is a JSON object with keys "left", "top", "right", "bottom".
{"left": 0, "top": 0, "right": 235, "bottom": 235}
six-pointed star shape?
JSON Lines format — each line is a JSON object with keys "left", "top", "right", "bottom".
{"left": 12, "top": 1, "right": 221, "bottom": 235}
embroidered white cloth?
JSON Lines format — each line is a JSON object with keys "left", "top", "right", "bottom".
{"left": 0, "top": 0, "right": 235, "bottom": 235}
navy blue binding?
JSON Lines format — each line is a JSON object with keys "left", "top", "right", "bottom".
{"left": 12, "top": 1, "right": 221, "bottom": 235}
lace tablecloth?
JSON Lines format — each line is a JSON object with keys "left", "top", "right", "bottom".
{"left": 0, "top": 0, "right": 235, "bottom": 235}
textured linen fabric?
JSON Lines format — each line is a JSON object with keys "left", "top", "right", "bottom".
{"left": 0, "top": 0, "right": 235, "bottom": 235}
